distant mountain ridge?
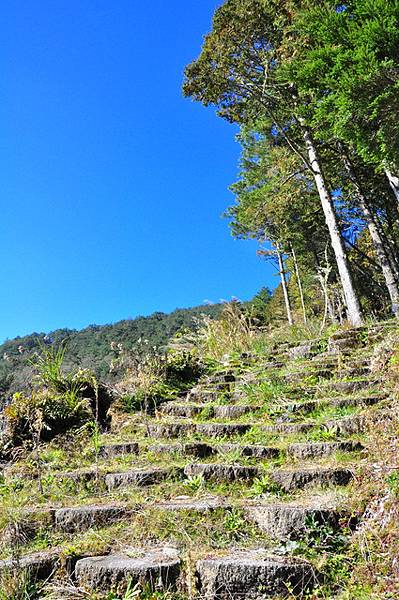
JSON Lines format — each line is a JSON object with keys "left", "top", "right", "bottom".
{"left": 0, "top": 303, "right": 222, "bottom": 398}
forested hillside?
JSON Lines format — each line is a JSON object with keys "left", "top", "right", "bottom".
{"left": 0, "top": 303, "right": 222, "bottom": 396}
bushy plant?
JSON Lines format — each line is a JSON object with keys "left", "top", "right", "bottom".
{"left": 116, "top": 345, "right": 202, "bottom": 413}
{"left": 1, "top": 344, "right": 112, "bottom": 453}
{"left": 193, "top": 301, "right": 257, "bottom": 363}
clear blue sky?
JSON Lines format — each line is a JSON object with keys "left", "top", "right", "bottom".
{"left": 2, "top": 1, "right": 275, "bottom": 341}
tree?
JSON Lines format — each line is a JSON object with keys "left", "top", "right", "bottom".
{"left": 183, "top": 0, "right": 363, "bottom": 325}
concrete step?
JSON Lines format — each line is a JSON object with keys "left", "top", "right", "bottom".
{"left": 196, "top": 550, "right": 317, "bottom": 598}
{"left": 287, "top": 440, "right": 364, "bottom": 460}
{"left": 271, "top": 467, "right": 354, "bottom": 492}
{"left": 184, "top": 463, "right": 259, "bottom": 483}
{"left": 75, "top": 547, "right": 180, "bottom": 594}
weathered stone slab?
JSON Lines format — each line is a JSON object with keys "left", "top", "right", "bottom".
{"left": 288, "top": 441, "right": 364, "bottom": 460}
{"left": 75, "top": 547, "right": 180, "bottom": 593}
{"left": 55, "top": 504, "right": 128, "bottom": 532}
{"left": 155, "top": 497, "right": 229, "bottom": 512}
{"left": 329, "top": 395, "right": 383, "bottom": 409}
{"left": 245, "top": 503, "right": 341, "bottom": 539}
{"left": 196, "top": 423, "right": 251, "bottom": 438}
{"left": 184, "top": 463, "right": 258, "bottom": 482}
{"left": 271, "top": 468, "right": 354, "bottom": 492}
{"left": 99, "top": 442, "right": 139, "bottom": 458}
{"left": 217, "top": 444, "right": 280, "bottom": 459}
{"left": 196, "top": 551, "right": 317, "bottom": 598}
{"left": 146, "top": 423, "right": 194, "bottom": 438}
{"left": 105, "top": 468, "right": 171, "bottom": 490}
{"left": 261, "top": 422, "right": 314, "bottom": 435}
{"left": 324, "top": 379, "right": 379, "bottom": 394}
{"left": 213, "top": 405, "right": 261, "bottom": 419}
{"left": 0, "top": 551, "right": 59, "bottom": 580}
{"left": 160, "top": 404, "right": 205, "bottom": 418}
{"left": 55, "top": 469, "right": 100, "bottom": 484}
{"left": 148, "top": 442, "right": 214, "bottom": 458}
{"left": 325, "top": 415, "right": 366, "bottom": 435}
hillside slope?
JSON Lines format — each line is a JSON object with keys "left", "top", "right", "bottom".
{"left": 0, "top": 303, "right": 221, "bottom": 398}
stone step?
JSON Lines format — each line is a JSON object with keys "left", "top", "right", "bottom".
{"left": 271, "top": 467, "right": 354, "bottom": 492}
{"left": 149, "top": 441, "right": 215, "bottom": 458}
{"left": 321, "top": 379, "right": 380, "bottom": 394}
{"left": 0, "top": 550, "right": 59, "bottom": 581}
{"left": 55, "top": 504, "right": 128, "bottom": 532}
{"left": 75, "top": 547, "right": 181, "bottom": 594}
{"left": 184, "top": 463, "right": 259, "bottom": 482}
{"left": 146, "top": 422, "right": 194, "bottom": 438}
{"left": 160, "top": 402, "right": 261, "bottom": 419}
{"left": 245, "top": 501, "right": 346, "bottom": 539}
{"left": 149, "top": 441, "right": 280, "bottom": 459}
{"left": 217, "top": 443, "right": 281, "bottom": 459}
{"left": 287, "top": 440, "right": 364, "bottom": 460}
{"left": 99, "top": 442, "right": 139, "bottom": 458}
{"left": 105, "top": 468, "right": 173, "bottom": 491}
{"left": 54, "top": 497, "right": 230, "bottom": 533}
{"left": 146, "top": 422, "right": 253, "bottom": 439}
{"left": 196, "top": 551, "right": 317, "bottom": 598}
{"left": 262, "top": 414, "right": 366, "bottom": 437}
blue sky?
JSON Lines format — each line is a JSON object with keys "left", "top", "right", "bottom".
{"left": 1, "top": 1, "right": 275, "bottom": 341}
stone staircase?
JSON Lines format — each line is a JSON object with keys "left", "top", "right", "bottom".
{"left": 0, "top": 322, "right": 395, "bottom": 598}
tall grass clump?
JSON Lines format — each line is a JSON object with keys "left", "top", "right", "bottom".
{"left": 194, "top": 301, "right": 257, "bottom": 363}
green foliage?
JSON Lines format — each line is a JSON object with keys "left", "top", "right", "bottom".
{"left": 249, "top": 473, "right": 282, "bottom": 497}
{"left": 2, "top": 345, "right": 100, "bottom": 447}
{"left": 0, "top": 304, "right": 222, "bottom": 399}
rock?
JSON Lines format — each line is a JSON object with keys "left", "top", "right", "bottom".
{"left": 0, "top": 550, "right": 59, "bottom": 581}
{"left": 99, "top": 442, "right": 139, "bottom": 458}
{"left": 105, "top": 468, "right": 171, "bottom": 491}
{"left": 196, "top": 423, "right": 251, "bottom": 438}
{"left": 288, "top": 441, "right": 364, "bottom": 460}
{"left": 245, "top": 503, "right": 341, "bottom": 539}
{"left": 55, "top": 504, "right": 128, "bottom": 532}
{"left": 75, "top": 547, "right": 180, "bottom": 594}
{"left": 184, "top": 463, "right": 258, "bottom": 482}
{"left": 196, "top": 550, "right": 317, "bottom": 598}
{"left": 271, "top": 468, "right": 354, "bottom": 492}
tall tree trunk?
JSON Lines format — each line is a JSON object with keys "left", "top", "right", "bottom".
{"left": 385, "top": 168, "right": 399, "bottom": 204}
{"left": 276, "top": 243, "right": 293, "bottom": 325}
{"left": 301, "top": 126, "right": 363, "bottom": 325}
{"left": 289, "top": 243, "right": 307, "bottom": 325}
{"left": 343, "top": 155, "right": 399, "bottom": 315}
